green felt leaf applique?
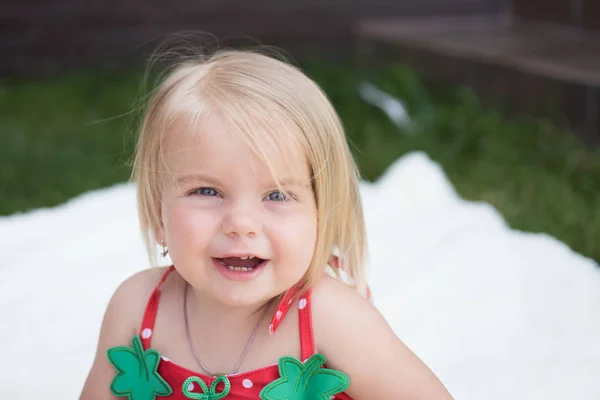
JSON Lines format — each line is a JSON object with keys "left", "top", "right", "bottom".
{"left": 107, "top": 335, "right": 172, "bottom": 400}
{"left": 260, "top": 353, "right": 350, "bottom": 400}
{"left": 182, "top": 375, "right": 231, "bottom": 399}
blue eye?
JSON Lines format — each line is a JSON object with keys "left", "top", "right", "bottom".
{"left": 267, "top": 191, "right": 290, "bottom": 202}
{"left": 197, "top": 188, "right": 219, "bottom": 197}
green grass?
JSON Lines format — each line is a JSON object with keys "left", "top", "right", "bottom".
{"left": 1, "top": 60, "right": 599, "bottom": 264}
{"left": 0, "top": 71, "right": 141, "bottom": 213}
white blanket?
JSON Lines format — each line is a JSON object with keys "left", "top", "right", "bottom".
{"left": 1, "top": 152, "right": 598, "bottom": 399}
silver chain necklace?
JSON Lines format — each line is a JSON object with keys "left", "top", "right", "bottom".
{"left": 183, "top": 282, "right": 272, "bottom": 377}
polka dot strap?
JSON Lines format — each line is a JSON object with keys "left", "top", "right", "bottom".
{"left": 267, "top": 257, "right": 340, "bottom": 337}
{"left": 140, "top": 265, "right": 176, "bottom": 350}
{"left": 267, "top": 285, "right": 314, "bottom": 361}
{"left": 298, "top": 291, "right": 314, "bottom": 361}
{"left": 267, "top": 285, "right": 301, "bottom": 335}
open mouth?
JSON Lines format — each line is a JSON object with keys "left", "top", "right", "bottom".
{"left": 214, "top": 256, "right": 267, "bottom": 272}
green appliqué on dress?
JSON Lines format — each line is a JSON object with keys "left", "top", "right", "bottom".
{"left": 259, "top": 354, "right": 350, "bottom": 400}
{"left": 107, "top": 335, "right": 172, "bottom": 400}
{"left": 182, "top": 375, "right": 231, "bottom": 399}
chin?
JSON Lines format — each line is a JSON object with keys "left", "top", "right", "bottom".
{"left": 211, "top": 263, "right": 301, "bottom": 306}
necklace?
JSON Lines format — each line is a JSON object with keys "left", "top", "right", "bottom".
{"left": 183, "top": 282, "right": 272, "bottom": 377}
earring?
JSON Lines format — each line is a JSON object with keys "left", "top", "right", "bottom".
{"left": 161, "top": 241, "right": 168, "bottom": 257}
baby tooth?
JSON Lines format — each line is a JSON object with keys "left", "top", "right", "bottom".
{"left": 225, "top": 265, "right": 252, "bottom": 272}
{"left": 240, "top": 256, "right": 248, "bottom": 260}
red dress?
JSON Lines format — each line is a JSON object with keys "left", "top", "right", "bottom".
{"left": 133, "top": 266, "right": 354, "bottom": 399}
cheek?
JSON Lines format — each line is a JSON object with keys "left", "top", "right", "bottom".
{"left": 271, "top": 213, "right": 317, "bottom": 261}
{"left": 163, "top": 201, "right": 217, "bottom": 247}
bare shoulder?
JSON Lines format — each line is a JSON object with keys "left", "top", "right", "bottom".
{"left": 80, "top": 267, "right": 169, "bottom": 399}
{"left": 102, "top": 267, "right": 169, "bottom": 334}
{"left": 311, "top": 274, "right": 389, "bottom": 352}
{"left": 310, "top": 273, "right": 368, "bottom": 323}
{"left": 311, "top": 274, "right": 453, "bottom": 400}
{"left": 114, "top": 267, "right": 169, "bottom": 319}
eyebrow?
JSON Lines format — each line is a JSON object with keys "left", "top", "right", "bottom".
{"left": 175, "top": 174, "right": 311, "bottom": 189}
{"left": 175, "top": 174, "right": 222, "bottom": 187}
{"left": 277, "top": 179, "right": 312, "bottom": 190}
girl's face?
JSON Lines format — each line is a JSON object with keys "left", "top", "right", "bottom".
{"left": 159, "top": 112, "right": 317, "bottom": 308}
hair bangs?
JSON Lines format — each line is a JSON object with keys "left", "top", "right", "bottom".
{"left": 211, "top": 88, "right": 311, "bottom": 196}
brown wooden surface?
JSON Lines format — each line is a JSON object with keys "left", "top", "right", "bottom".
{"left": 511, "top": 0, "right": 572, "bottom": 25}
{"left": 583, "top": 0, "right": 600, "bottom": 29}
{"left": 358, "top": 16, "right": 600, "bottom": 86}
{"left": 358, "top": 15, "right": 600, "bottom": 142}
{"left": 512, "top": 0, "right": 600, "bottom": 29}
{"left": 0, "top": 0, "right": 502, "bottom": 76}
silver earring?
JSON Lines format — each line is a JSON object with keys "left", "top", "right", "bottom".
{"left": 161, "top": 241, "right": 168, "bottom": 257}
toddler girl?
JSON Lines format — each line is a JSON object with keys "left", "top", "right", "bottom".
{"left": 81, "top": 49, "right": 452, "bottom": 399}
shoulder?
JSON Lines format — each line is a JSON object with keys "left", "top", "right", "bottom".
{"left": 80, "top": 266, "right": 170, "bottom": 398}
{"left": 311, "top": 274, "right": 388, "bottom": 352}
{"left": 311, "top": 274, "right": 453, "bottom": 399}
{"left": 108, "top": 267, "right": 169, "bottom": 330}
{"left": 113, "top": 266, "right": 170, "bottom": 307}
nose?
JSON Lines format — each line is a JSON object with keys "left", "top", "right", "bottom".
{"left": 221, "top": 200, "right": 261, "bottom": 239}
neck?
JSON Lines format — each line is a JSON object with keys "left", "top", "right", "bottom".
{"left": 183, "top": 281, "right": 276, "bottom": 332}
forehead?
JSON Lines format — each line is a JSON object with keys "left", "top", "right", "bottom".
{"left": 162, "top": 111, "right": 309, "bottom": 182}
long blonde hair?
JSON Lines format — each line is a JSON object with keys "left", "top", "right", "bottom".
{"left": 132, "top": 49, "right": 369, "bottom": 296}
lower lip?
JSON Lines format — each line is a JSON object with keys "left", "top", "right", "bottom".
{"left": 212, "top": 258, "right": 268, "bottom": 282}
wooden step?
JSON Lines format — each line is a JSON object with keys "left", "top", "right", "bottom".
{"left": 356, "top": 15, "right": 600, "bottom": 143}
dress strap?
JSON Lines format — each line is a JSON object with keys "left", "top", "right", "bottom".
{"left": 298, "top": 289, "right": 315, "bottom": 361}
{"left": 267, "top": 286, "right": 315, "bottom": 360}
{"left": 139, "top": 265, "right": 176, "bottom": 350}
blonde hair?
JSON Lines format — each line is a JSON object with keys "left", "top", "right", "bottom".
{"left": 132, "top": 49, "right": 369, "bottom": 296}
